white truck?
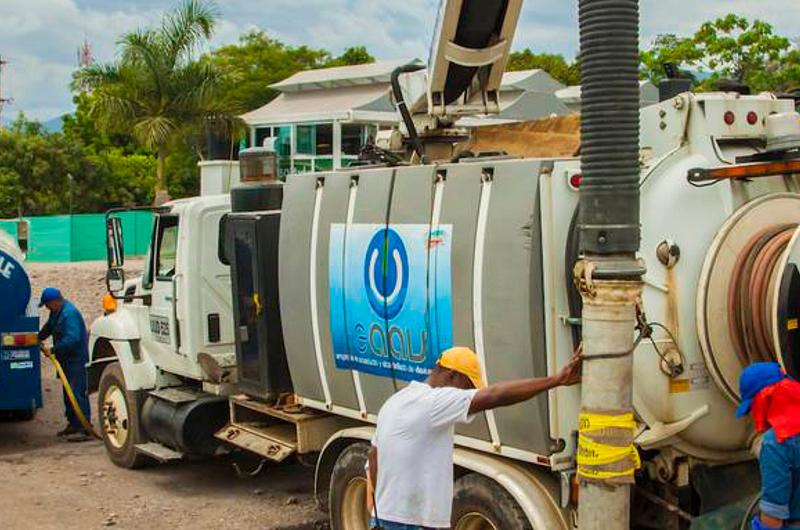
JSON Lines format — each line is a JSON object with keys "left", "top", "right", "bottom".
{"left": 89, "top": 1, "right": 800, "bottom": 528}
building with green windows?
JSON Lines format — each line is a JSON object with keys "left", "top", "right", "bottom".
{"left": 242, "top": 59, "right": 422, "bottom": 176}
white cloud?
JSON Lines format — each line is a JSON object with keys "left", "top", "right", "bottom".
{"left": 1, "top": 0, "right": 799, "bottom": 121}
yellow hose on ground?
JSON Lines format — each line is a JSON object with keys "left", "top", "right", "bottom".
{"left": 41, "top": 347, "right": 101, "bottom": 440}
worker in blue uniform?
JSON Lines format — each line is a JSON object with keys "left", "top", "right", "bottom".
{"left": 38, "top": 287, "right": 92, "bottom": 440}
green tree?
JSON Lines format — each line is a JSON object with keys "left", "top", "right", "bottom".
{"left": 74, "top": 0, "right": 238, "bottom": 204}
{"left": 695, "top": 15, "right": 791, "bottom": 91}
{"left": 0, "top": 109, "right": 160, "bottom": 217}
{"left": 506, "top": 50, "right": 580, "bottom": 85}
{"left": 640, "top": 15, "right": 798, "bottom": 92}
{"left": 326, "top": 46, "right": 375, "bottom": 68}
{"left": 209, "top": 31, "right": 374, "bottom": 112}
{"left": 640, "top": 34, "right": 703, "bottom": 84}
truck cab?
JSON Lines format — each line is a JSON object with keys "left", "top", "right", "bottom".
{"left": 89, "top": 194, "right": 235, "bottom": 390}
{"left": 88, "top": 191, "right": 236, "bottom": 467}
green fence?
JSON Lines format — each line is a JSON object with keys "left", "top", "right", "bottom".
{"left": 0, "top": 211, "right": 153, "bottom": 263}
{"left": 0, "top": 220, "right": 18, "bottom": 241}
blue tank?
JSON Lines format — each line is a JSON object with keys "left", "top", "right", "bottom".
{"left": 0, "top": 236, "right": 42, "bottom": 417}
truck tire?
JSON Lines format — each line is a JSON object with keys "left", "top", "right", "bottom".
{"left": 329, "top": 442, "right": 371, "bottom": 530}
{"left": 451, "top": 473, "right": 532, "bottom": 530}
{"left": 97, "top": 362, "right": 151, "bottom": 469}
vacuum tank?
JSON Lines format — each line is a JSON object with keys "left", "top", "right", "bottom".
{"left": 0, "top": 229, "right": 42, "bottom": 419}
{"left": 276, "top": 92, "right": 800, "bottom": 471}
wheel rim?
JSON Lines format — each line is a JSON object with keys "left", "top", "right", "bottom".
{"left": 341, "top": 476, "right": 370, "bottom": 530}
{"left": 454, "top": 512, "right": 499, "bottom": 530}
{"left": 102, "top": 385, "right": 130, "bottom": 449}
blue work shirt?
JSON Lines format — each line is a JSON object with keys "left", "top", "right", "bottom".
{"left": 760, "top": 428, "right": 800, "bottom": 525}
{"left": 38, "top": 300, "right": 89, "bottom": 364}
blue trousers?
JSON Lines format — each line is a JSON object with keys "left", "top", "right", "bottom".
{"left": 60, "top": 358, "right": 91, "bottom": 430}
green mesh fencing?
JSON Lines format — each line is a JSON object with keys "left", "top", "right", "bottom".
{"left": 4, "top": 212, "right": 153, "bottom": 263}
{"left": 0, "top": 220, "right": 19, "bottom": 241}
{"left": 28, "top": 216, "right": 72, "bottom": 262}
{"left": 70, "top": 214, "right": 107, "bottom": 262}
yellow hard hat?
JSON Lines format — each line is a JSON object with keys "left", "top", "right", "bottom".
{"left": 437, "top": 347, "right": 485, "bottom": 389}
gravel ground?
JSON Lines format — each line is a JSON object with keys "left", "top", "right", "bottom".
{"left": 0, "top": 261, "right": 326, "bottom": 530}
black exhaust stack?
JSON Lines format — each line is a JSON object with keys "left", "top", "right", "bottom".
{"left": 578, "top": 0, "right": 641, "bottom": 260}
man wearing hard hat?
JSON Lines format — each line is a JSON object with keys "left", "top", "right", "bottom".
{"left": 38, "top": 287, "right": 92, "bottom": 441}
{"left": 737, "top": 362, "right": 800, "bottom": 530}
{"left": 368, "top": 346, "right": 582, "bottom": 529}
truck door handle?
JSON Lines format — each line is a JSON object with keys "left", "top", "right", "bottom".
{"left": 253, "top": 293, "right": 263, "bottom": 317}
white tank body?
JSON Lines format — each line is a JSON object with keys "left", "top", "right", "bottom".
{"left": 0, "top": 229, "right": 24, "bottom": 263}
{"left": 628, "top": 93, "right": 800, "bottom": 460}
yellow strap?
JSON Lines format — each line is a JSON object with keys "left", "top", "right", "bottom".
{"left": 579, "top": 411, "right": 637, "bottom": 432}
{"left": 44, "top": 350, "right": 101, "bottom": 440}
{"left": 577, "top": 411, "right": 640, "bottom": 481}
{"left": 578, "top": 467, "right": 638, "bottom": 480}
{"left": 577, "top": 435, "right": 641, "bottom": 467}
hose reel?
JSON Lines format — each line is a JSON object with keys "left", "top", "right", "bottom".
{"left": 698, "top": 194, "right": 800, "bottom": 403}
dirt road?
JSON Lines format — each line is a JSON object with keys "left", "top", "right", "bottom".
{"left": 0, "top": 261, "right": 326, "bottom": 530}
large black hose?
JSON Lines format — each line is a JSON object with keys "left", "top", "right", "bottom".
{"left": 578, "top": 0, "right": 641, "bottom": 257}
{"left": 391, "top": 65, "right": 428, "bottom": 164}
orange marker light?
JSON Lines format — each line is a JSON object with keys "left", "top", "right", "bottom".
{"left": 102, "top": 293, "right": 117, "bottom": 314}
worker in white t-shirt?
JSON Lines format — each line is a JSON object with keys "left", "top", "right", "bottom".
{"left": 367, "top": 346, "right": 582, "bottom": 530}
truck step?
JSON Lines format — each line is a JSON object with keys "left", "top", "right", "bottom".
{"left": 215, "top": 424, "right": 296, "bottom": 462}
{"left": 135, "top": 442, "right": 184, "bottom": 462}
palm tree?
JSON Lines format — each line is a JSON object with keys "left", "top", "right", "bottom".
{"left": 75, "top": 0, "right": 238, "bottom": 204}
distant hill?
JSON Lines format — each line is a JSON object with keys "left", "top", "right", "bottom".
{"left": 42, "top": 116, "right": 64, "bottom": 133}
{"left": 0, "top": 114, "right": 65, "bottom": 133}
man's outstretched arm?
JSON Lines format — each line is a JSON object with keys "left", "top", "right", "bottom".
{"left": 469, "top": 351, "right": 582, "bottom": 415}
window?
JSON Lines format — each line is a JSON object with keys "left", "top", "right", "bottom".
{"left": 254, "top": 127, "right": 272, "bottom": 148}
{"left": 341, "top": 124, "right": 363, "bottom": 156}
{"left": 293, "top": 159, "right": 313, "bottom": 173}
{"left": 341, "top": 124, "right": 378, "bottom": 156}
{"left": 315, "top": 158, "right": 333, "bottom": 171}
{"left": 316, "top": 124, "right": 333, "bottom": 156}
{"left": 275, "top": 126, "right": 292, "bottom": 157}
{"left": 155, "top": 216, "right": 179, "bottom": 280}
{"left": 296, "top": 125, "right": 314, "bottom": 155}
{"left": 142, "top": 216, "right": 158, "bottom": 289}
{"left": 296, "top": 123, "right": 333, "bottom": 156}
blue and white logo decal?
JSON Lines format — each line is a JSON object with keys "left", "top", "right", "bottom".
{"left": 364, "top": 228, "right": 409, "bottom": 321}
{"left": 329, "top": 223, "right": 453, "bottom": 381}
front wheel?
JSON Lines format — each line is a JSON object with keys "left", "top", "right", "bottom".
{"left": 451, "top": 473, "right": 532, "bottom": 530}
{"left": 97, "top": 362, "right": 151, "bottom": 469}
{"left": 329, "top": 443, "right": 371, "bottom": 530}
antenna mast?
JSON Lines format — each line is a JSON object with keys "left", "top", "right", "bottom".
{"left": 0, "top": 57, "right": 12, "bottom": 128}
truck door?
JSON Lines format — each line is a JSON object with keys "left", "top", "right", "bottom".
{"left": 147, "top": 215, "right": 181, "bottom": 355}
{"left": 227, "top": 212, "right": 290, "bottom": 400}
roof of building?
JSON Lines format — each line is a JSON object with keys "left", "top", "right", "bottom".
{"left": 459, "top": 90, "right": 572, "bottom": 127}
{"left": 271, "top": 59, "right": 423, "bottom": 92}
{"left": 556, "top": 80, "right": 659, "bottom": 106}
{"left": 500, "top": 69, "right": 565, "bottom": 93}
{"left": 241, "top": 83, "right": 396, "bottom": 126}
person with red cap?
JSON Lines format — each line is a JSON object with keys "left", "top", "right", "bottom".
{"left": 367, "top": 346, "right": 581, "bottom": 530}
{"left": 737, "top": 362, "right": 800, "bottom": 529}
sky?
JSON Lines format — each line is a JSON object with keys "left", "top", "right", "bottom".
{"left": 0, "top": 0, "right": 798, "bottom": 122}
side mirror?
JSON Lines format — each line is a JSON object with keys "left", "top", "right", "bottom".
{"left": 106, "top": 217, "right": 124, "bottom": 268}
{"left": 106, "top": 267, "right": 126, "bottom": 294}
